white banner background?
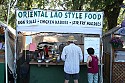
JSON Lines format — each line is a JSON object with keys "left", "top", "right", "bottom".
{"left": 16, "top": 9, "right": 103, "bottom": 28}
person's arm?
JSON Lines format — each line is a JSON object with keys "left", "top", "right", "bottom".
{"left": 97, "top": 56, "right": 100, "bottom": 64}
{"left": 79, "top": 48, "right": 83, "bottom": 62}
{"left": 87, "top": 56, "right": 92, "bottom": 68}
{"left": 94, "top": 55, "right": 100, "bottom": 64}
{"left": 61, "top": 47, "right": 66, "bottom": 61}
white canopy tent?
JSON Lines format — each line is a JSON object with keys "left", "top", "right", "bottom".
{"left": 0, "top": 21, "right": 16, "bottom": 83}
{"left": 16, "top": 9, "right": 104, "bottom": 83}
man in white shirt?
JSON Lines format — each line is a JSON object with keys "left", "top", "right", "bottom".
{"left": 61, "top": 36, "right": 83, "bottom": 83}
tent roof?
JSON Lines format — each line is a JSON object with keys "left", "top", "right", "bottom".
{"left": 17, "top": 26, "right": 102, "bottom": 35}
{"left": 0, "top": 21, "right": 16, "bottom": 35}
{"left": 102, "top": 25, "right": 121, "bottom": 37}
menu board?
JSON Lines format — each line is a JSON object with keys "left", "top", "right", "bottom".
{"left": 84, "top": 37, "right": 100, "bottom": 62}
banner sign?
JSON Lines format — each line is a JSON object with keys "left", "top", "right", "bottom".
{"left": 16, "top": 9, "right": 103, "bottom": 28}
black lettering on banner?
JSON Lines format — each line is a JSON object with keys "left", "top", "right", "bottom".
{"left": 40, "top": 20, "right": 46, "bottom": 24}
{"left": 18, "top": 20, "right": 25, "bottom": 24}
{"left": 26, "top": 19, "right": 36, "bottom": 24}
{"left": 72, "top": 21, "right": 86, "bottom": 25}
{"left": 72, "top": 21, "right": 75, "bottom": 25}
{"left": 49, "top": 20, "right": 55, "bottom": 24}
{"left": 39, "top": 20, "right": 68, "bottom": 24}
{"left": 79, "top": 21, "right": 86, "bottom": 25}
{"left": 55, "top": 21, "right": 59, "bottom": 24}
{"left": 87, "top": 22, "right": 101, "bottom": 26}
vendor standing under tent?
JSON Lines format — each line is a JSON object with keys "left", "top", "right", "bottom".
{"left": 44, "top": 45, "right": 49, "bottom": 59}
{"left": 61, "top": 36, "right": 83, "bottom": 83}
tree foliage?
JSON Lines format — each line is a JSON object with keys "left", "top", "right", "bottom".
{"left": 0, "top": 0, "right": 124, "bottom": 32}
{"left": 0, "top": 0, "right": 8, "bottom": 23}
{"left": 71, "top": 0, "right": 124, "bottom": 31}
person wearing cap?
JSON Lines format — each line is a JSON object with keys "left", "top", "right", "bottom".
{"left": 87, "top": 47, "right": 99, "bottom": 83}
{"left": 61, "top": 36, "right": 83, "bottom": 83}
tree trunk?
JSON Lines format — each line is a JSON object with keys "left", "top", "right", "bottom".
{"left": 104, "top": 0, "right": 123, "bottom": 30}
{"left": 107, "top": 7, "right": 121, "bottom": 30}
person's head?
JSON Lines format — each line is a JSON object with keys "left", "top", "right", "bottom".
{"left": 87, "top": 47, "right": 94, "bottom": 55}
{"left": 44, "top": 45, "right": 48, "bottom": 48}
{"left": 67, "top": 35, "right": 77, "bottom": 44}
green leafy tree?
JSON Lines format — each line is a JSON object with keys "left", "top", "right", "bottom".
{"left": 71, "top": 0, "right": 124, "bottom": 31}
{"left": 0, "top": 0, "right": 8, "bottom": 23}
{"left": 103, "top": 0, "right": 123, "bottom": 30}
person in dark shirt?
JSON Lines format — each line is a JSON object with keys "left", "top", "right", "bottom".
{"left": 44, "top": 45, "right": 49, "bottom": 59}
{"left": 59, "top": 43, "right": 65, "bottom": 54}
{"left": 87, "top": 47, "right": 99, "bottom": 83}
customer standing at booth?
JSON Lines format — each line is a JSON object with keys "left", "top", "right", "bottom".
{"left": 44, "top": 45, "right": 49, "bottom": 59}
{"left": 61, "top": 36, "right": 83, "bottom": 83}
{"left": 87, "top": 47, "right": 99, "bottom": 83}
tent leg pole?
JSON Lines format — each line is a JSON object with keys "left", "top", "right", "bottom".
{"left": 5, "top": 0, "right": 11, "bottom": 82}
{"left": 5, "top": 28, "right": 8, "bottom": 83}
